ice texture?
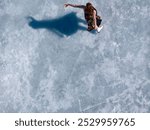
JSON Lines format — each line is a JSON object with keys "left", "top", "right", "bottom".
{"left": 0, "top": 0, "right": 150, "bottom": 112}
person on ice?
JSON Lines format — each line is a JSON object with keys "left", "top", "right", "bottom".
{"left": 64, "top": 2, "right": 103, "bottom": 32}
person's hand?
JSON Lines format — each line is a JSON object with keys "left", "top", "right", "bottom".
{"left": 64, "top": 4, "right": 69, "bottom": 8}
{"left": 94, "top": 25, "right": 99, "bottom": 30}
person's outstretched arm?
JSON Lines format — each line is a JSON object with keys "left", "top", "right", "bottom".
{"left": 64, "top": 4, "right": 85, "bottom": 9}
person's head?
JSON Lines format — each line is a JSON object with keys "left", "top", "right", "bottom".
{"left": 85, "top": 2, "right": 94, "bottom": 14}
{"left": 86, "top": 2, "right": 92, "bottom": 7}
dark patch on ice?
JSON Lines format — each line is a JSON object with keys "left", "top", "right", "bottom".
{"left": 27, "top": 12, "right": 86, "bottom": 37}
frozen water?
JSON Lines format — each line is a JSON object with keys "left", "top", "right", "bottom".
{"left": 0, "top": 0, "right": 150, "bottom": 112}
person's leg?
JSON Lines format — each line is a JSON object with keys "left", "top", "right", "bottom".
{"left": 96, "top": 18, "right": 102, "bottom": 27}
{"left": 87, "top": 19, "right": 95, "bottom": 31}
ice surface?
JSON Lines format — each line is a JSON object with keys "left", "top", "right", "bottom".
{"left": 0, "top": 0, "right": 150, "bottom": 112}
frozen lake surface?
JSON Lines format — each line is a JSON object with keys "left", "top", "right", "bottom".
{"left": 0, "top": 0, "right": 150, "bottom": 112}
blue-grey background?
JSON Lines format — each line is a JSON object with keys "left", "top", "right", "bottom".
{"left": 0, "top": 0, "right": 150, "bottom": 112}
